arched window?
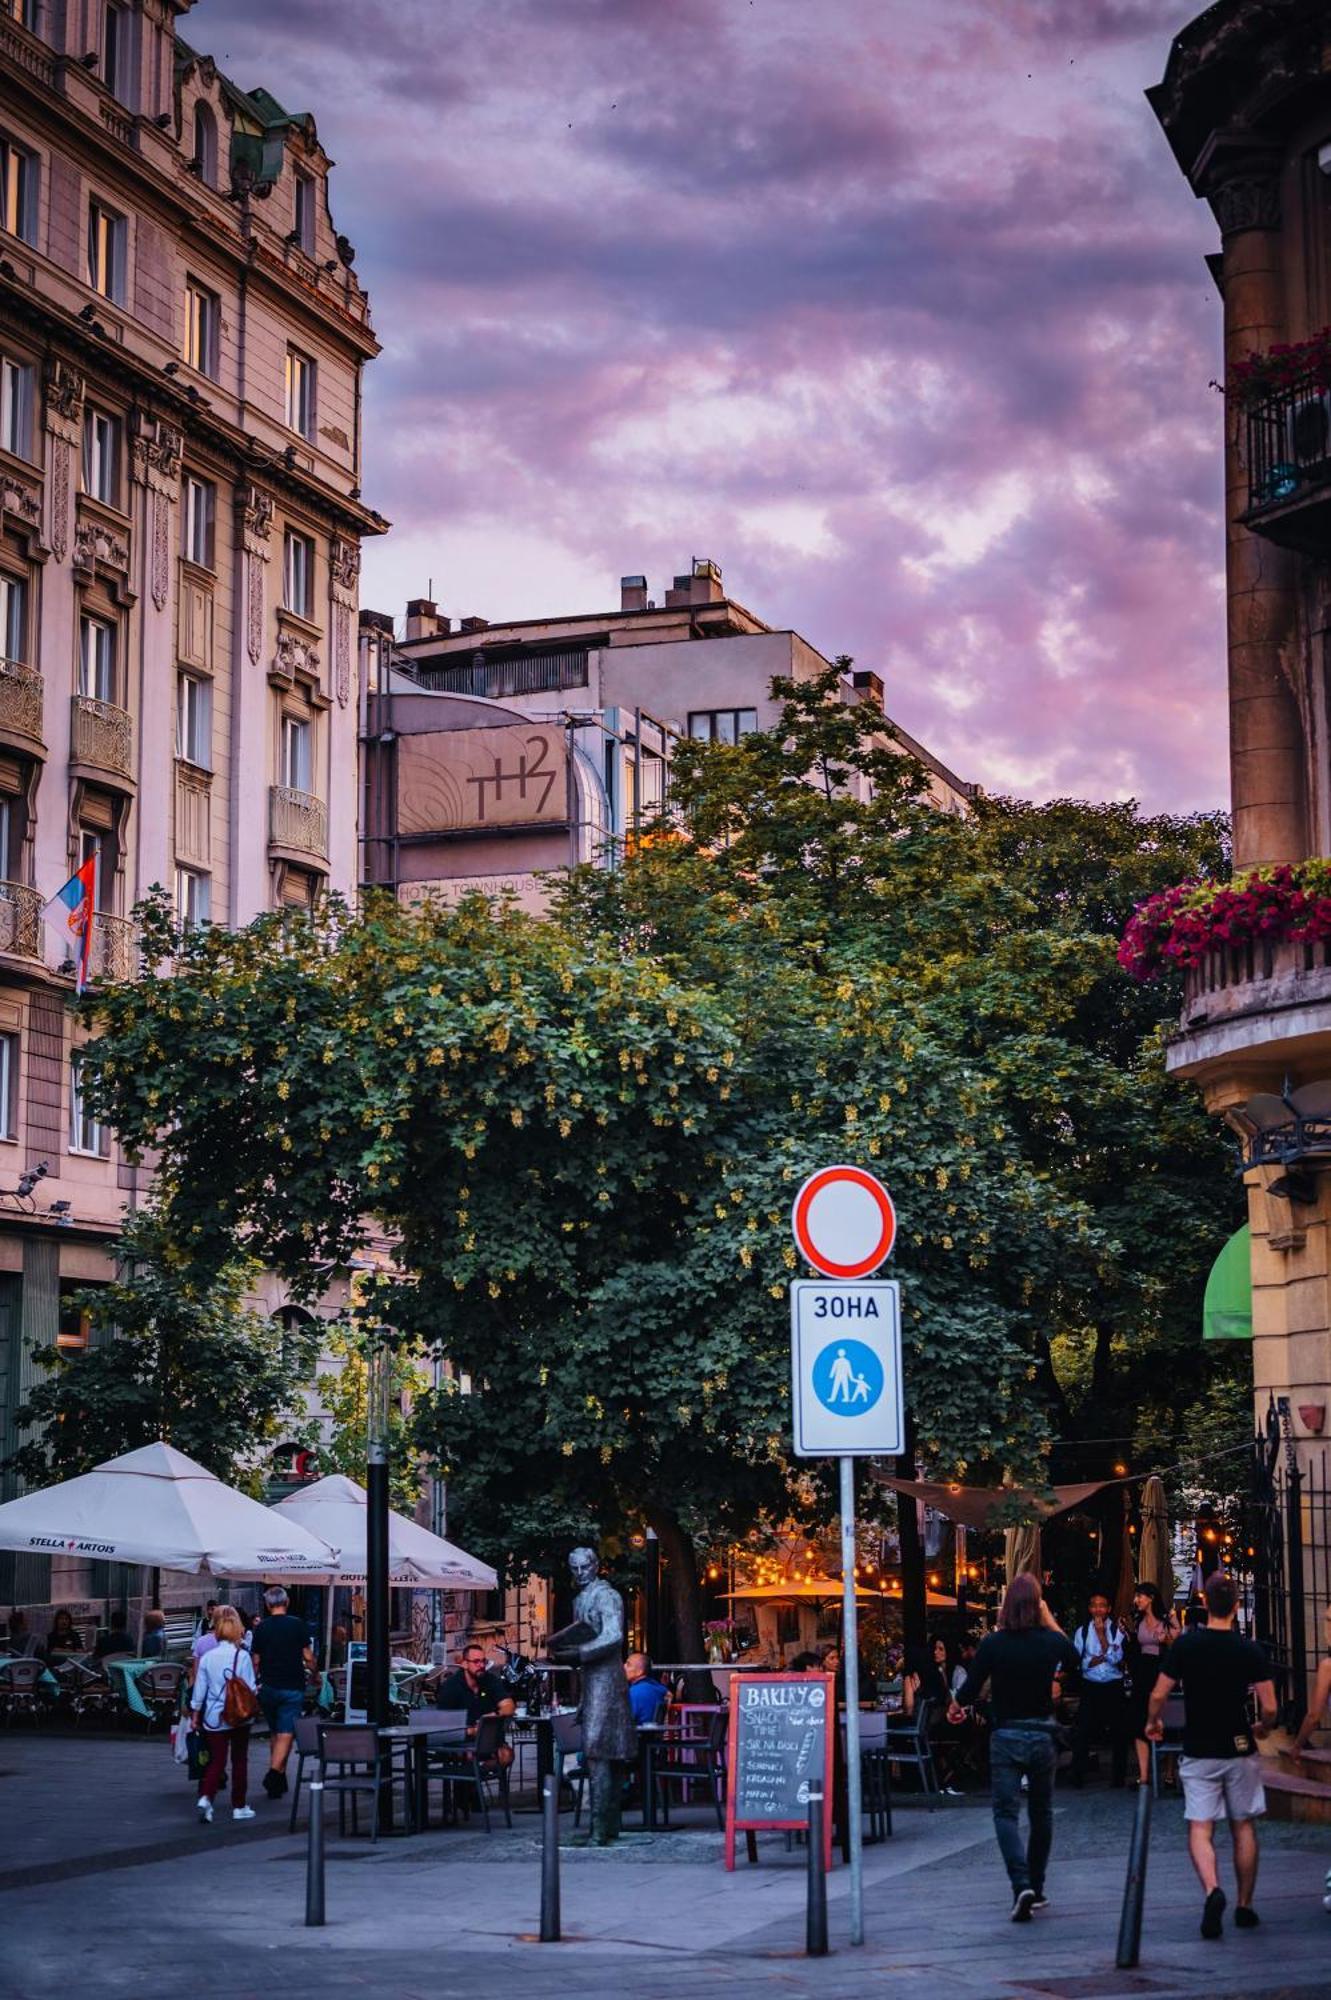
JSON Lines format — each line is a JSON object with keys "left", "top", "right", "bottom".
{"left": 192, "top": 101, "right": 218, "bottom": 188}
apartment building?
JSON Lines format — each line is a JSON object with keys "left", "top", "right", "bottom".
{"left": 363, "top": 560, "right": 974, "bottom": 909}
{"left": 0, "top": 0, "right": 382, "bottom": 1609}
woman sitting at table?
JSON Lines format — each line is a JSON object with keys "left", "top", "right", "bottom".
{"left": 42, "top": 1609, "right": 83, "bottom": 1659}
{"left": 903, "top": 1637, "right": 965, "bottom": 1796}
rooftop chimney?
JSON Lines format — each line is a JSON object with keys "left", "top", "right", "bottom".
{"left": 405, "top": 597, "right": 449, "bottom": 641}
{"left": 620, "top": 574, "right": 648, "bottom": 613}
{"left": 359, "top": 608, "right": 395, "bottom": 637}
{"left": 459, "top": 616, "right": 490, "bottom": 635}
{"left": 850, "top": 670, "right": 885, "bottom": 713}
{"left": 664, "top": 556, "right": 725, "bottom": 609}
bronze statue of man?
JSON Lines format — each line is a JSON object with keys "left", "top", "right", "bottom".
{"left": 550, "top": 1545, "right": 637, "bottom": 1844}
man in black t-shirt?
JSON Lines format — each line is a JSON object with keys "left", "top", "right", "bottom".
{"left": 949, "top": 1575, "right": 1081, "bottom": 1922}
{"left": 434, "top": 1641, "right": 516, "bottom": 1768}
{"left": 1147, "top": 1571, "right": 1276, "bottom": 1940}
{"left": 251, "top": 1587, "right": 316, "bottom": 1800}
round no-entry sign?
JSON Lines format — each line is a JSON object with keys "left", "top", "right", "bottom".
{"left": 791, "top": 1165, "right": 896, "bottom": 1279}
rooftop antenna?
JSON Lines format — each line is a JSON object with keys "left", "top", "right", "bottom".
{"left": 428, "top": 575, "right": 433, "bottom": 599}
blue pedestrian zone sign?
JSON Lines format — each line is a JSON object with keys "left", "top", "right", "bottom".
{"left": 790, "top": 1281, "right": 903, "bottom": 1457}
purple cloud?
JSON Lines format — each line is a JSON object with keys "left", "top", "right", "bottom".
{"left": 200, "top": 0, "right": 1225, "bottom": 811}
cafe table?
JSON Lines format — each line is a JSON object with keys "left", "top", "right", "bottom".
{"left": 101, "top": 1657, "right": 159, "bottom": 1719}
{"left": 635, "top": 1721, "right": 669, "bottom": 1830}
{"left": 370, "top": 1712, "right": 468, "bottom": 1833}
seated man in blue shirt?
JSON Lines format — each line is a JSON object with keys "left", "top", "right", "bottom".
{"left": 625, "top": 1652, "right": 668, "bottom": 1726}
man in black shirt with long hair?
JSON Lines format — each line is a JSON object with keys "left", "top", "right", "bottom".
{"left": 950, "top": 1572, "right": 1080, "bottom": 1922}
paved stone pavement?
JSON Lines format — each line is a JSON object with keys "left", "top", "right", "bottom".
{"left": 2, "top": 1734, "right": 1329, "bottom": 1999}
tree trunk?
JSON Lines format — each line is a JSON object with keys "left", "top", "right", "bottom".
{"left": 647, "top": 1504, "right": 703, "bottom": 1666}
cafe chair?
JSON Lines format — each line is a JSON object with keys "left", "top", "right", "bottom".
{"left": 0, "top": 1658, "right": 47, "bottom": 1726}
{"left": 655, "top": 1709, "right": 728, "bottom": 1828}
{"left": 138, "top": 1662, "right": 186, "bottom": 1731}
{"left": 856, "top": 1709, "right": 893, "bottom": 1841}
{"left": 287, "top": 1714, "right": 323, "bottom": 1831}
{"left": 57, "top": 1659, "right": 117, "bottom": 1727}
{"left": 883, "top": 1695, "right": 939, "bottom": 1801}
{"left": 550, "top": 1710, "right": 588, "bottom": 1825}
{"left": 317, "top": 1722, "right": 415, "bottom": 1842}
{"left": 426, "top": 1712, "right": 511, "bottom": 1832}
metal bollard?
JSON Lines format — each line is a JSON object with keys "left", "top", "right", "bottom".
{"left": 305, "top": 1776, "right": 326, "bottom": 1928}
{"left": 806, "top": 1788, "right": 829, "bottom": 1958}
{"left": 539, "top": 1773, "right": 561, "bottom": 1942}
{"left": 1115, "top": 1766, "right": 1153, "bottom": 1968}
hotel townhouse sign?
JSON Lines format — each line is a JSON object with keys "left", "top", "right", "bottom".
{"left": 397, "top": 724, "right": 568, "bottom": 835}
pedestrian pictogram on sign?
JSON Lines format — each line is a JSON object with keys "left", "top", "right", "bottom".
{"left": 791, "top": 1165, "right": 896, "bottom": 1279}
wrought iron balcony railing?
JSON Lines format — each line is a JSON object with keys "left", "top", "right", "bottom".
{"left": 0, "top": 658, "right": 44, "bottom": 747}
{"left": 269, "top": 784, "right": 328, "bottom": 859}
{"left": 85, "top": 912, "right": 136, "bottom": 984}
{"left": 1245, "top": 372, "right": 1331, "bottom": 518}
{"left": 70, "top": 694, "right": 134, "bottom": 779}
{"left": 0, "top": 881, "right": 42, "bottom": 961}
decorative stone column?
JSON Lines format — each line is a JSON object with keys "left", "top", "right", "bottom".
{"left": 239, "top": 481, "right": 274, "bottom": 668}
{"left": 129, "top": 420, "right": 183, "bottom": 901}
{"left": 231, "top": 483, "right": 275, "bottom": 924}
{"left": 42, "top": 360, "right": 83, "bottom": 566}
{"left": 329, "top": 535, "right": 359, "bottom": 711}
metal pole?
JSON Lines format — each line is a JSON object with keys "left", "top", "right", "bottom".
{"left": 305, "top": 1775, "right": 326, "bottom": 1927}
{"left": 540, "top": 1773, "right": 562, "bottom": 1941}
{"left": 839, "top": 1454, "right": 864, "bottom": 1946}
{"left": 806, "top": 1787, "right": 828, "bottom": 1957}
{"left": 1115, "top": 1760, "right": 1152, "bottom": 1968}
{"left": 644, "top": 1528, "right": 660, "bottom": 1663}
{"left": 366, "top": 1333, "right": 391, "bottom": 1730}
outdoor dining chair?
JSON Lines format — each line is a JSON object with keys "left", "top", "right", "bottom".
{"left": 883, "top": 1695, "right": 939, "bottom": 1801}
{"left": 0, "top": 1658, "right": 46, "bottom": 1725}
{"left": 654, "top": 1708, "right": 728, "bottom": 1828}
{"left": 55, "top": 1659, "right": 117, "bottom": 1727}
{"left": 317, "top": 1723, "right": 415, "bottom": 1842}
{"left": 138, "top": 1663, "right": 186, "bottom": 1731}
{"left": 856, "top": 1709, "right": 893, "bottom": 1841}
{"left": 425, "top": 1712, "right": 512, "bottom": 1832}
{"left": 550, "top": 1710, "right": 588, "bottom": 1824}
{"left": 287, "top": 1714, "right": 323, "bottom": 1831}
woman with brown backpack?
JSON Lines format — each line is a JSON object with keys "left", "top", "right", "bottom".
{"left": 189, "top": 1604, "right": 260, "bottom": 1823}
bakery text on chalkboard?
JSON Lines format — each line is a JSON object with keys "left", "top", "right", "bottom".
{"left": 724, "top": 1671, "right": 835, "bottom": 1870}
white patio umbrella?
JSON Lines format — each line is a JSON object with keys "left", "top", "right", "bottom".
{"left": 266, "top": 1475, "right": 496, "bottom": 1590}
{"left": 0, "top": 1441, "right": 339, "bottom": 1574}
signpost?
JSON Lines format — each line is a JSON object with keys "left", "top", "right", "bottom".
{"left": 789, "top": 1165, "right": 900, "bottom": 1949}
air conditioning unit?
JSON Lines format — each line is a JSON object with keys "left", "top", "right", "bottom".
{"left": 1288, "top": 391, "right": 1331, "bottom": 470}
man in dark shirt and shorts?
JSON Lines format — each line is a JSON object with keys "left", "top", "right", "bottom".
{"left": 950, "top": 1572, "right": 1081, "bottom": 1922}
{"left": 251, "top": 1587, "right": 316, "bottom": 1800}
{"left": 1147, "top": 1570, "right": 1276, "bottom": 1939}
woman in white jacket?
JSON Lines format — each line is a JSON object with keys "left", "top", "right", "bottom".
{"left": 190, "top": 1605, "right": 258, "bottom": 1823}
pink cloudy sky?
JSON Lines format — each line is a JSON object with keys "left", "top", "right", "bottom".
{"left": 202, "top": 0, "right": 1225, "bottom": 810}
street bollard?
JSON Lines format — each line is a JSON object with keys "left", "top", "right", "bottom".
{"left": 305, "top": 1776, "right": 326, "bottom": 1928}
{"left": 1115, "top": 1762, "right": 1153, "bottom": 1968}
{"left": 806, "top": 1788, "right": 828, "bottom": 1958}
{"left": 539, "top": 1773, "right": 561, "bottom": 1942}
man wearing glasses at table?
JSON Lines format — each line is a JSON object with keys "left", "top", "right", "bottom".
{"left": 434, "top": 1642, "right": 516, "bottom": 1763}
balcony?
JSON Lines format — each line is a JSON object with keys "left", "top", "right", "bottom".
{"left": 1242, "top": 374, "right": 1331, "bottom": 551}
{"left": 0, "top": 882, "right": 42, "bottom": 963}
{"left": 414, "top": 649, "right": 590, "bottom": 700}
{"left": 0, "top": 659, "right": 44, "bottom": 752}
{"left": 86, "top": 913, "right": 136, "bottom": 984}
{"left": 70, "top": 695, "right": 134, "bottom": 784}
{"left": 269, "top": 785, "right": 327, "bottom": 862}
{"left": 1168, "top": 936, "right": 1331, "bottom": 1091}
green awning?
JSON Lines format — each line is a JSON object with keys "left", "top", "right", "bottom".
{"left": 1203, "top": 1225, "right": 1252, "bottom": 1342}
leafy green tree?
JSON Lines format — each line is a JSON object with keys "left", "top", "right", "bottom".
{"left": 316, "top": 1321, "right": 428, "bottom": 1515}
{"left": 3, "top": 1206, "right": 319, "bottom": 1490}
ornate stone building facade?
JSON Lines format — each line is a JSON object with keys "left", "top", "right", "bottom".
{"left": 0, "top": 0, "right": 381, "bottom": 1608}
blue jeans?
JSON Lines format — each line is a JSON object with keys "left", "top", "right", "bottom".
{"left": 989, "top": 1724, "right": 1058, "bottom": 1894}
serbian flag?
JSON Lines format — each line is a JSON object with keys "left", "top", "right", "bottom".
{"left": 44, "top": 855, "right": 97, "bottom": 992}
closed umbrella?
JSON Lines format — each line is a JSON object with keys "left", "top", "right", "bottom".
{"left": 1138, "top": 1475, "right": 1172, "bottom": 1599}
{"left": 0, "top": 1441, "right": 338, "bottom": 1573}
{"left": 1113, "top": 1488, "right": 1137, "bottom": 1621}
{"left": 1004, "top": 1524, "right": 1042, "bottom": 1583}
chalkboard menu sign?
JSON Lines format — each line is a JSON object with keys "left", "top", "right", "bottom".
{"left": 724, "top": 1672, "right": 835, "bottom": 1869}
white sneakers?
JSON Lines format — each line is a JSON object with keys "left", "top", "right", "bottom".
{"left": 197, "top": 1796, "right": 213, "bottom": 1823}
{"left": 232, "top": 1805, "right": 256, "bottom": 1821}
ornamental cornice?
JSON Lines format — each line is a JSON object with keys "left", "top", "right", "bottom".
{"left": 238, "top": 480, "right": 275, "bottom": 555}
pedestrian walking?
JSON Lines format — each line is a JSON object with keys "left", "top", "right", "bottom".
{"left": 1146, "top": 1570, "right": 1276, "bottom": 1939}
{"left": 189, "top": 1605, "right": 259, "bottom": 1825}
{"left": 251, "top": 1586, "right": 316, "bottom": 1800}
{"left": 948, "top": 1571, "right": 1080, "bottom": 1921}
{"left": 1069, "top": 1589, "right": 1130, "bottom": 1787}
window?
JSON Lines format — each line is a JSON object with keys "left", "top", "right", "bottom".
{"left": 182, "top": 473, "right": 215, "bottom": 568}
{"left": 1, "top": 1, "right": 39, "bottom": 28}
{"left": 191, "top": 101, "right": 217, "bottom": 187}
{"left": 282, "top": 528, "right": 314, "bottom": 618}
{"left": 174, "top": 865, "right": 210, "bottom": 930}
{"left": 0, "top": 355, "right": 33, "bottom": 459}
{"left": 103, "top": 5, "right": 125, "bottom": 99}
{"left": 0, "top": 796, "right": 11, "bottom": 882}
{"left": 284, "top": 347, "right": 314, "bottom": 439}
{"left": 86, "top": 197, "right": 125, "bottom": 302}
{"left": 57, "top": 1296, "right": 92, "bottom": 1351}
{"left": 183, "top": 279, "right": 219, "bottom": 379}
{"left": 0, "top": 1031, "right": 16, "bottom": 1141}
{"left": 293, "top": 170, "right": 315, "bottom": 254}
{"left": 175, "top": 672, "right": 210, "bottom": 767}
{"left": 81, "top": 406, "right": 119, "bottom": 506}
{"left": 280, "top": 713, "right": 312, "bottom": 793}
{"left": 69, "top": 1051, "right": 108, "bottom": 1158}
{"left": 0, "top": 572, "right": 26, "bottom": 663}
{"left": 687, "top": 708, "right": 758, "bottom": 745}
{"left": 79, "top": 823, "right": 114, "bottom": 911}
{"left": 78, "top": 614, "right": 115, "bottom": 702}
{"left": 0, "top": 134, "right": 36, "bottom": 245}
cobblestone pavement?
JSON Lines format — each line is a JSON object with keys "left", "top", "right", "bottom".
{"left": 2, "top": 1734, "right": 1328, "bottom": 1999}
